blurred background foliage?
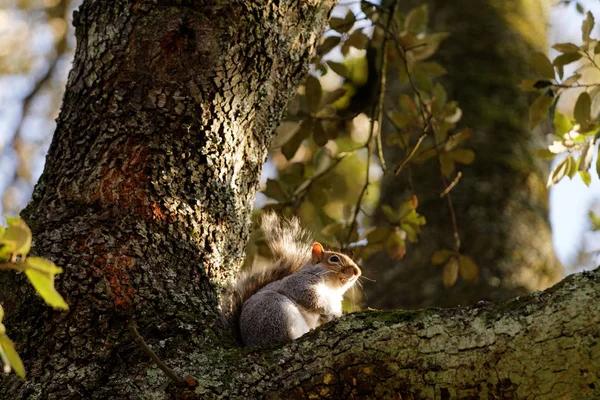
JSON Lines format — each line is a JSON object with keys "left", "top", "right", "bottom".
{"left": 1, "top": 0, "right": 600, "bottom": 311}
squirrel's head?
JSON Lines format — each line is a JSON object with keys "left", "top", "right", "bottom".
{"left": 311, "top": 242, "right": 361, "bottom": 291}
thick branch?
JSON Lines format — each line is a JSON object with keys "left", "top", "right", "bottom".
{"left": 185, "top": 267, "right": 599, "bottom": 399}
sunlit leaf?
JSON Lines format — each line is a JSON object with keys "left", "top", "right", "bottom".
{"left": 579, "top": 170, "right": 591, "bottom": 186}
{"left": 533, "top": 148, "right": 556, "bottom": 160}
{"left": 0, "top": 334, "right": 25, "bottom": 379}
{"left": 553, "top": 52, "right": 582, "bottom": 67}
{"left": 0, "top": 217, "right": 32, "bottom": 260}
{"left": 552, "top": 42, "right": 580, "bottom": 53}
{"left": 553, "top": 111, "right": 574, "bottom": 137}
{"left": 23, "top": 257, "right": 68, "bottom": 310}
{"left": 582, "top": 11, "right": 595, "bottom": 42}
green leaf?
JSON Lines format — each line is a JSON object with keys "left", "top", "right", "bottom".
{"left": 529, "top": 95, "right": 553, "bottom": 128}
{"left": 582, "top": 11, "right": 595, "bottom": 41}
{"left": 381, "top": 204, "right": 398, "bottom": 223}
{"left": 552, "top": 42, "right": 580, "bottom": 53}
{"left": 0, "top": 334, "right": 25, "bottom": 378}
{"left": 305, "top": 76, "right": 322, "bottom": 113}
{"left": 533, "top": 148, "right": 557, "bottom": 160}
{"left": 321, "top": 88, "right": 347, "bottom": 106}
{"left": 327, "top": 61, "right": 348, "bottom": 78}
{"left": 531, "top": 52, "right": 555, "bottom": 80}
{"left": 405, "top": 5, "right": 428, "bottom": 34}
{"left": 23, "top": 257, "right": 68, "bottom": 310}
{"left": 579, "top": 170, "right": 591, "bottom": 186}
{"left": 589, "top": 211, "right": 600, "bottom": 231}
{"left": 0, "top": 217, "right": 32, "bottom": 260}
{"left": 553, "top": 111, "right": 574, "bottom": 136}
{"left": 596, "top": 142, "right": 600, "bottom": 179}
{"left": 566, "top": 155, "right": 578, "bottom": 178}
{"left": 561, "top": 73, "right": 582, "bottom": 86}
{"left": 553, "top": 52, "right": 582, "bottom": 67}
{"left": 574, "top": 91, "right": 592, "bottom": 126}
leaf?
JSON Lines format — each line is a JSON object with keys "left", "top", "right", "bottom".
{"left": 452, "top": 148, "right": 475, "bottom": 164}
{"left": 553, "top": 111, "right": 574, "bottom": 136}
{"left": 553, "top": 52, "right": 582, "bottom": 67}
{"left": 596, "top": 142, "right": 600, "bottom": 179}
{"left": 552, "top": 42, "right": 580, "bottom": 53}
{"left": 458, "top": 255, "right": 478, "bottom": 282}
{"left": 327, "top": 61, "right": 348, "bottom": 78}
{"left": 574, "top": 91, "right": 592, "bottom": 127}
{"left": 312, "top": 120, "right": 328, "bottom": 146}
{"left": 381, "top": 204, "right": 398, "bottom": 222}
{"left": 318, "top": 36, "right": 341, "bottom": 56}
{"left": 263, "top": 179, "right": 288, "bottom": 202}
{"left": 533, "top": 80, "right": 553, "bottom": 89}
{"left": 566, "top": 155, "right": 578, "bottom": 179}
{"left": 346, "top": 30, "right": 369, "bottom": 50}
{"left": 582, "top": 11, "right": 595, "bottom": 42}
{"left": 442, "top": 257, "right": 459, "bottom": 288}
{"left": 321, "top": 88, "right": 347, "bottom": 106}
{"left": 533, "top": 148, "right": 556, "bottom": 160}
{"left": 282, "top": 122, "right": 311, "bottom": 159}
{"left": 305, "top": 76, "right": 322, "bottom": 113}
{"left": 579, "top": 170, "right": 591, "bottom": 186}
{"left": 531, "top": 52, "right": 555, "bottom": 80}
{"left": 329, "top": 10, "right": 355, "bottom": 34}
{"left": 439, "top": 152, "right": 455, "bottom": 178}
{"left": 0, "top": 217, "right": 32, "bottom": 260}
{"left": 579, "top": 138, "right": 595, "bottom": 172}
{"left": 561, "top": 73, "right": 582, "bottom": 87}
{"left": 0, "top": 334, "right": 25, "bottom": 378}
{"left": 417, "top": 61, "right": 447, "bottom": 77}
{"left": 590, "top": 211, "right": 600, "bottom": 231}
{"left": 547, "top": 156, "right": 570, "bottom": 187}
{"left": 529, "top": 95, "right": 553, "bottom": 128}
{"left": 432, "top": 249, "right": 455, "bottom": 264}
{"left": 23, "top": 257, "right": 68, "bottom": 310}
{"left": 405, "top": 5, "right": 428, "bottom": 34}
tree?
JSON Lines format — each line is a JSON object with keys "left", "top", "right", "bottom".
{"left": 364, "top": 0, "right": 563, "bottom": 309}
{"left": 0, "top": 1, "right": 598, "bottom": 399}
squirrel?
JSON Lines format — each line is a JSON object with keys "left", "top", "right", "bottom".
{"left": 221, "top": 212, "right": 361, "bottom": 347}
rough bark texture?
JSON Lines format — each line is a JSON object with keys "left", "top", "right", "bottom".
{"left": 0, "top": 0, "right": 335, "bottom": 398}
{"left": 0, "top": 1, "right": 594, "bottom": 399}
{"left": 365, "top": 0, "right": 563, "bottom": 309}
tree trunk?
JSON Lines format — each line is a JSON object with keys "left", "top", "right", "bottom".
{"left": 365, "top": 0, "right": 563, "bottom": 309}
{"left": 0, "top": 1, "right": 595, "bottom": 399}
{"left": 0, "top": 0, "right": 335, "bottom": 397}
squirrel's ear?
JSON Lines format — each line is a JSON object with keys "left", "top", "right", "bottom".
{"left": 312, "top": 242, "right": 324, "bottom": 263}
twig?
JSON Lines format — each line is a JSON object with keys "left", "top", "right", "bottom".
{"left": 128, "top": 322, "right": 185, "bottom": 387}
{"left": 394, "top": 133, "right": 426, "bottom": 175}
{"left": 440, "top": 171, "right": 462, "bottom": 198}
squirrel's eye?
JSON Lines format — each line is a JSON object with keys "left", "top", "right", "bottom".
{"left": 328, "top": 255, "right": 341, "bottom": 263}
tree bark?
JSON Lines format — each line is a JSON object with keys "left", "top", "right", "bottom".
{"left": 0, "top": 0, "right": 335, "bottom": 398}
{"left": 0, "top": 1, "right": 595, "bottom": 399}
{"left": 365, "top": 0, "right": 563, "bottom": 309}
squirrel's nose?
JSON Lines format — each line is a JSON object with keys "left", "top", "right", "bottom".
{"left": 353, "top": 266, "right": 361, "bottom": 276}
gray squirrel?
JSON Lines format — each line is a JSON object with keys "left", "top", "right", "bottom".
{"left": 221, "top": 212, "right": 361, "bottom": 347}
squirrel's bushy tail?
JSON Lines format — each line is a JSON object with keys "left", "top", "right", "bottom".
{"left": 222, "top": 211, "right": 313, "bottom": 344}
